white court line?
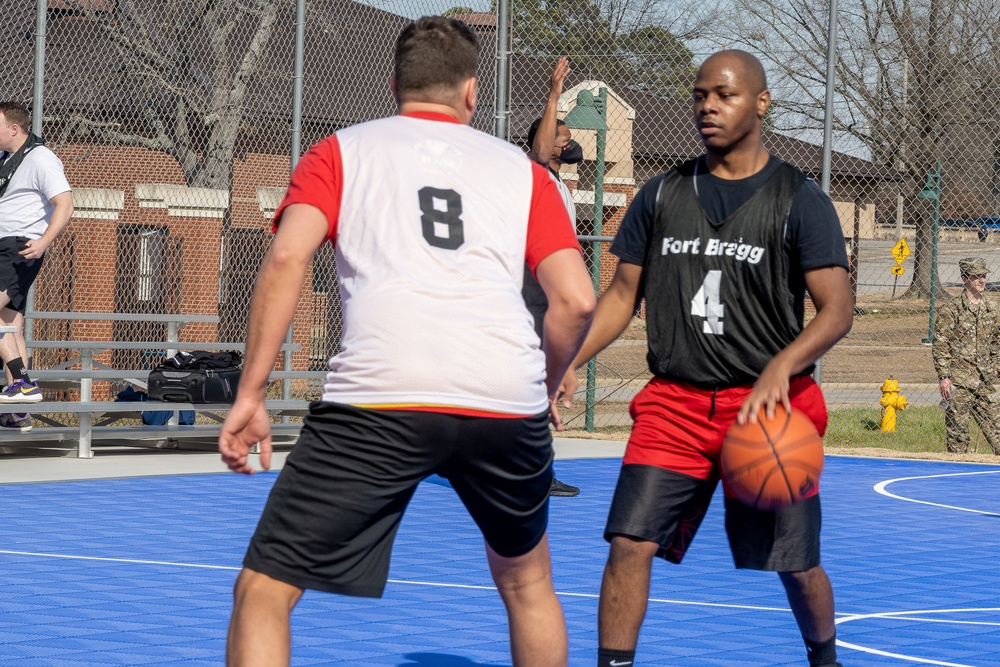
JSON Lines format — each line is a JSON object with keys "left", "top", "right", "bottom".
{"left": 835, "top": 608, "right": 1000, "bottom": 667}
{"left": 0, "top": 548, "right": 788, "bottom": 611}
{"left": 0, "top": 549, "right": 242, "bottom": 570}
{"left": 873, "top": 469, "right": 1000, "bottom": 516}
{"left": 2, "top": 549, "right": 996, "bottom": 665}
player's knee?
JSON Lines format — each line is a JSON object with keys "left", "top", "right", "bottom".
{"left": 607, "top": 534, "right": 659, "bottom": 567}
{"left": 778, "top": 565, "right": 825, "bottom": 589}
{"left": 233, "top": 568, "right": 302, "bottom": 610}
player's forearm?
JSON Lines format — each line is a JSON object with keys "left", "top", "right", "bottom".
{"left": 569, "top": 288, "right": 635, "bottom": 370}
{"left": 769, "top": 297, "right": 853, "bottom": 379}
{"left": 238, "top": 248, "right": 310, "bottom": 400}
{"left": 543, "top": 293, "right": 596, "bottom": 396}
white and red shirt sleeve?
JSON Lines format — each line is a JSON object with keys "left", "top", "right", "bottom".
{"left": 525, "top": 160, "right": 582, "bottom": 275}
{"left": 272, "top": 135, "right": 343, "bottom": 242}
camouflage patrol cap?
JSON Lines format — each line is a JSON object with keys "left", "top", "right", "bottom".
{"left": 959, "top": 257, "right": 988, "bottom": 276}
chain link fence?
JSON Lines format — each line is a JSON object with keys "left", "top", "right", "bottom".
{"left": 4, "top": 0, "right": 999, "bottom": 451}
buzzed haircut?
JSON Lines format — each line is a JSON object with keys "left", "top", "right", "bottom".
{"left": 526, "top": 117, "right": 567, "bottom": 151}
{"left": 394, "top": 16, "right": 479, "bottom": 104}
{"left": 699, "top": 50, "right": 768, "bottom": 93}
{"left": 0, "top": 101, "right": 31, "bottom": 130}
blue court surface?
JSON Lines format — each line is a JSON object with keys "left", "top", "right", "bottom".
{"left": 1, "top": 455, "right": 998, "bottom": 666}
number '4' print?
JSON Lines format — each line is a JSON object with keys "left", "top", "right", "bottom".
{"left": 691, "top": 270, "right": 724, "bottom": 335}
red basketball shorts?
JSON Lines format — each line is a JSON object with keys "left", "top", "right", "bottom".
{"left": 624, "top": 375, "right": 828, "bottom": 493}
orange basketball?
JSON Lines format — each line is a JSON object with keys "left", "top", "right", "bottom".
{"left": 720, "top": 404, "right": 824, "bottom": 511}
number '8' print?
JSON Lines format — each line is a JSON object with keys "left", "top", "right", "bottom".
{"left": 418, "top": 187, "right": 464, "bottom": 250}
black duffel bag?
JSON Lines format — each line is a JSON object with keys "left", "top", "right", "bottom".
{"left": 147, "top": 351, "right": 243, "bottom": 403}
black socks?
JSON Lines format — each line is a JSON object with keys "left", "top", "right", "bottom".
{"left": 6, "top": 357, "right": 28, "bottom": 382}
{"left": 597, "top": 647, "right": 636, "bottom": 667}
{"left": 805, "top": 633, "right": 839, "bottom": 666}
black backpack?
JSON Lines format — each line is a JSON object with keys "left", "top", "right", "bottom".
{"left": 147, "top": 351, "right": 243, "bottom": 403}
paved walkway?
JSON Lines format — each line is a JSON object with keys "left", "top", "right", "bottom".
{"left": 0, "top": 436, "right": 627, "bottom": 485}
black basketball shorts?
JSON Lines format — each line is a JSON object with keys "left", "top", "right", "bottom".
{"left": 0, "top": 236, "right": 44, "bottom": 313}
{"left": 605, "top": 464, "right": 821, "bottom": 571}
{"left": 243, "top": 401, "right": 555, "bottom": 597}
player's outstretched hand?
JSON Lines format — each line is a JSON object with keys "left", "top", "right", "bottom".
{"left": 219, "top": 398, "right": 273, "bottom": 474}
{"left": 549, "top": 57, "right": 570, "bottom": 97}
{"left": 738, "top": 364, "right": 791, "bottom": 425}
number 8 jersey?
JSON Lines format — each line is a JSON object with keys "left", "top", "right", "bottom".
{"left": 273, "top": 111, "right": 579, "bottom": 416}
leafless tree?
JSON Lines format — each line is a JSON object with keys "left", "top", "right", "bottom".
{"left": 703, "top": 0, "right": 1000, "bottom": 299}
{"left": 53, "top": 0, "right": 285, "bottom": 191}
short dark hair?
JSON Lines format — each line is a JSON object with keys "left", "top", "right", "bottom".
{"left": 394, "top": 17, "right": 479, "bottom": 104}
{"left": 0, "top": 101, "right": 30, "bottom": 130}
{"left": 526, "top": 117, "right": 567, "bottom": 150}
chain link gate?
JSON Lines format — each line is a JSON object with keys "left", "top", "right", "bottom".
{"left": 6, "top": 0, "right": 1000, "bottom": 452}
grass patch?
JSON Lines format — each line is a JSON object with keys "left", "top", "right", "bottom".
{"left": 826, "top": 405, "right": 987, "bottom": 453}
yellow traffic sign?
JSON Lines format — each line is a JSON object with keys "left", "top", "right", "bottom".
{"left": 891, "top": 265, "right": 905, "bottom": 275}
{"left": 891, "top": 238, "right": 910, "bottom": 264}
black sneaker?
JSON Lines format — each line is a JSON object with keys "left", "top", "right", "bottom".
{"left": 549, "top": 478, "right": 580, "bottom": 497}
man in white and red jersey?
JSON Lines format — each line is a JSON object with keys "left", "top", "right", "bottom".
{"left": 219, "top": 16, "right": 595, "bottom": 667}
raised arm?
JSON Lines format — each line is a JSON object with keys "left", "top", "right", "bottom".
{"left": 739, "top": 265, "right": 854, "bottom": 423}
{"left": 529, "top": 57, "right": 570, "bottom": 166}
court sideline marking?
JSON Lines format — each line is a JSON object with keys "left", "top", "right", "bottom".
{"left": 0, "top": 547, "right": 789, "bottom": 612}
{"left": 4, "top": 547, "right": 997, "bottom": 666}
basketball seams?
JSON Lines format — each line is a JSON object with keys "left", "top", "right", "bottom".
{"left": 756, "top": 414, "right": 795, "bottom": 506}
{"left": 720, "top": 406, "right": 824, "bottom": 511}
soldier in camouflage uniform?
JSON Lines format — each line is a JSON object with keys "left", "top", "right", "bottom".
{"left": 932, "top": 257, "right": 1000, "bottom": 454}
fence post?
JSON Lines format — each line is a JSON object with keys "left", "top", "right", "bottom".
{"left": 25, "top": 0, "right": 47, "bottom": 361}
{"left": 815, "top": 0, "right": 840, "bottom": 386}
{"left": 282, "top": 0, "right": 307, "bottom": 406}
{"left": 494, "top": 0, "right": 510, "bottom": 140}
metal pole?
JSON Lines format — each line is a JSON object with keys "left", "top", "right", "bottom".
{"left": 32, "top": 0, "right": 46, "bottom": 137}
{"left": 819, "top": 0, "right": 839, "bottom": 194}
{"left": 815, "top": 0, "right": 839, "bottom": 385}
{"left": 926, "top": 160, "right": 941, "bottom": 343}
{"left": 494, "top": 0, "right": 510, "bottom": 139}
{"left": 290, "top": 0, "right": 305, "bottom": 172}
{"left": 585, "top": 90, "right": 608, "bottom": 432}
{"left": 25, "top": 0, "right": 48, "bottom": 360}
{"left": 283, "top": 0, "right": 306, "bottom": 404}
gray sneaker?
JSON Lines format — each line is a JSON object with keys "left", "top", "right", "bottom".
{"left": 0, "top": 412, "right": 32, "bottom": 433}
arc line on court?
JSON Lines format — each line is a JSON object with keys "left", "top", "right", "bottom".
{"left": 835, "top": 607, "right": 1000, "bottom": 667}
{"left": 873, "top": 470, "right": 1000, "bottom": 516}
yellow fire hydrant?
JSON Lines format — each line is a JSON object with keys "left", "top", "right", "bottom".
{"left": 879, "top": 379, "right": 908, "bottom": 432}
